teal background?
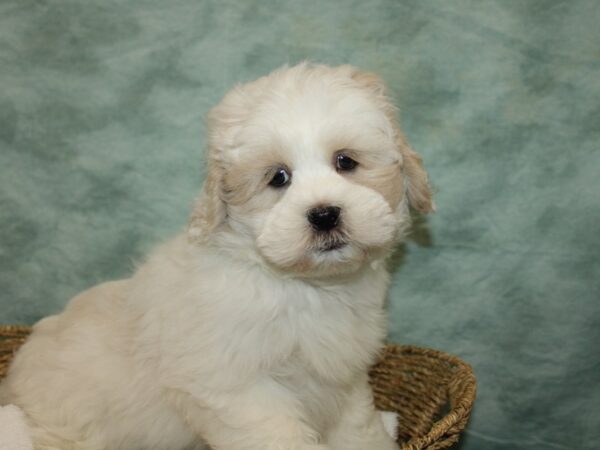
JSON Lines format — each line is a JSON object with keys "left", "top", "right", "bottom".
{"left": 1, "top": 1, "right": 599, "bottom": 448}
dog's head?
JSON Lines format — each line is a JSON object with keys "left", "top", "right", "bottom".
{"left": 189, "top": 63, "right": 433, "bottom": 277}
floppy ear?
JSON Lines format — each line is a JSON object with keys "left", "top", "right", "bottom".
{"left": 397, "top": 133, "right": 435, "bottom": 214}
{"left": 188, "top": 88, "right": 248, "bottom": 242}
{"left": 188, "top": 157, "right": 227, "bottom": 242}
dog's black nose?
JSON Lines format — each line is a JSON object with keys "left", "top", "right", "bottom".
{"left": 307, "top": 206, "right": 341, "bottom": 231}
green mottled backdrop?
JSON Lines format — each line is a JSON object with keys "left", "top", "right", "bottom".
{"left": 1, "top": 1, "right": 599, "bottom": 448}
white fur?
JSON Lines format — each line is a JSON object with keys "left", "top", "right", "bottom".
{"left": 0, "top": 405, "right": 34, "bottom": 450}
{"left": 0, "top": 63, "right": 432, "bottom": 450}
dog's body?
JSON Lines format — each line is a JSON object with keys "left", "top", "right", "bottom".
{"left": 0, "top": 63, "right": 432, "bottom": 450}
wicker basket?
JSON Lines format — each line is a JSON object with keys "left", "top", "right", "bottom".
{"left": 0, "top": 325, "right": 476, "bottom": 449}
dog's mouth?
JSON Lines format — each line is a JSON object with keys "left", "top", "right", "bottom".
{"left": 316, "top": 237, "right": 347, "bottom": 252}
{"left": 311, "top": 228, "right": 349, "bottom": 253}
{"left": 321, "top": 241, "right": 346, "bottom": 252}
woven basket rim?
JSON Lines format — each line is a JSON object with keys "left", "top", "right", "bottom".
{"left": 0, "top": 324, "right": 31, "bottom": 333}
{"left": 383, "top": 344, "right": 477, "bottom": 449}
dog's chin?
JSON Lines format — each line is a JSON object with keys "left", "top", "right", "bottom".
{"left": 257, "top": 238, "right": 373, "bottom": 278}
{"left": 318, "top": 240, "right": 347, "bottom": 252}
{"left": 309, "top": 243, "right": 365, "bottom": 276}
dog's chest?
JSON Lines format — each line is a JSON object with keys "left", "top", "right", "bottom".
{"left": 223, "top": 271, "right": 388, "bottom": 382}
{"left": 151, "top": 257, "right": 390, "bottom": 392}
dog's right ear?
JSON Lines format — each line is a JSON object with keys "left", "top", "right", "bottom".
{"left": 188, "top": 90, "right": 248, "bottom": 243}
{"left": 188, "top": 157, "right": 226, "bottom": 242}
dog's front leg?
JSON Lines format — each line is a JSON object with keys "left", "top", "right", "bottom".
{"left": 326, "top": 377, "right": 399, "bottom": 450}
{"left": 171, "top": 380, "right": 329, "bottom": 450}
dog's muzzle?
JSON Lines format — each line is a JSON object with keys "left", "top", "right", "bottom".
{"left": 306, "top": 206, "right": 348, "bottom": 252}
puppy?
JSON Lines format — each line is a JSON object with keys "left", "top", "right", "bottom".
{"left": 0, "top": 63, "right": 433, "bottom": 450}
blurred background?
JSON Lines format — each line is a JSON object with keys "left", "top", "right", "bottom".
{"left": 1, "top": 0, "right": 599, "bottom": 448}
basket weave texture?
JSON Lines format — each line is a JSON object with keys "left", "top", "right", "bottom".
{"left": 0, "top": 325, "right": 476, "bottom": 449}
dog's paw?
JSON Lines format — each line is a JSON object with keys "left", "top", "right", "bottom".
{"left": 379, "top": 411, "right": 399, "bottom": 441}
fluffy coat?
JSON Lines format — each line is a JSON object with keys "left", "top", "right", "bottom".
{"left": 0, "top": 63, "right": 432, "bottom": 450}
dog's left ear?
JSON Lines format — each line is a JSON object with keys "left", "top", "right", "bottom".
{"left": 397, "top": 135, "right": 435, "bottom": 214}
{"left": 188, "top": 156, "right": 227, "bottom": 242}
{"left": 346, "top": 66, "right": 434, "bottom": 214}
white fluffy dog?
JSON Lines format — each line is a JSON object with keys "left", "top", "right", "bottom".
{"left": 0, "top": 63, "right": 432, "bottom": 450}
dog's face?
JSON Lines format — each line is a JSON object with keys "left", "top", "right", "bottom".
{"left": 189, "top": 64, "right": 433, "bottom": 277}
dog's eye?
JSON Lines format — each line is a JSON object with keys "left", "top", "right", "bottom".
{"left": 336, "top": 154, "right": 358, "bottom": 172}
{"left": 269, "top": 168, "right": 291, "bottom": 188}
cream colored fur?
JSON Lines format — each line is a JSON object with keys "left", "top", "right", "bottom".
{"left": 0, "top": 63, "right": 432, "bottom": 450}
